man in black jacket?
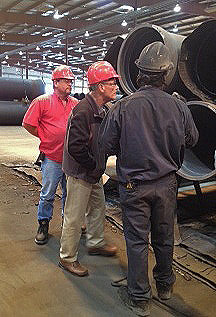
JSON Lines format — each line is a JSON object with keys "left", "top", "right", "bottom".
{"left": 59, "top": 61, "right": 119, "bottom": 277}
{"left": 99, "top": 42, "right": 199, "bottom": 316}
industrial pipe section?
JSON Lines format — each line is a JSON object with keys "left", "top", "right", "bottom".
{"left": 0, "top": 101, "right": 29, "bottom": 126}
{"left": 116, "top": 23, "right": 196, "bottom": 100}
{"left": 0, "top": 78, "right": 45, "bottom": 101}
{"left": 0, "top": 78, "right": 45, "bottom": 126}
{"left": 179, "top": 20, "right": 216, "bottom": 103}
{"left": 178, "top": 101, "right": 216, "bottom": 181}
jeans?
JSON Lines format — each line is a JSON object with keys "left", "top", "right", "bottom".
{"left": 37, "top": 157, "right": 66, "bottom": 221}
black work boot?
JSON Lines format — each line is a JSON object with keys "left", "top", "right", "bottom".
{"left": 156, "top": 281, "right": 174, "bottom": 300}
{"left": 35, "top": 219, "right": 49, "bottom": 245}
{"left": 118, "top": 286, "right": 150, "bottom": 316}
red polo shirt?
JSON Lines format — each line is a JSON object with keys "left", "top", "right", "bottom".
{"left": 23, "top": 93, "right": 78, "bottom": 163}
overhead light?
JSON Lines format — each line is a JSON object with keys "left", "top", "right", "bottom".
{"left": 173, "top": 4, "right": 181, "bottom": 13}
{"left": 101, "top": 51, "right": 106, "bottom": 57}
{"left": 42, "top": 10, "right": 54, "bottom": 17}
{"left": 81, "top": 55, "right": 85, "bottom": 61}
{"left": 84, "top": 31, "right": 89, "bottom": 37}
{"left": 121, "top": 20, "right": 128, "bottom": 27}
{"left": 172, "top": 24, "right": 179, "bottom": 32}
{"left": 53, "top": 10, "right": 63, "bottom": 19}
{"left": 78, "top": 47, "right": 82, "bottom": 52}
{"left": 36, "top": 46, "right": 40, "bottom": 51}
{"left": 79, "top": 40, "right": 84, "bottom": 45}
{"left": 103, "top": 41, "right": 107, "bottom": 48}
{"left": 31, "top": 31, "right": 41, "bottom": 35}
{"left": 48, "top": 61, "right": 53, "bottom": 66}
{"left": 59, "top": 51, "right": 63, "bottom": 56}
{"left": 57, "top": 39, "right": 61, "bottom": 45}
{"left": 43, "top": 55, "right": 46, "bottom": 60}
{"left": 19, "top": 50, "right": 23, "bottom": 55}
{"left": 29, "top": 59, "right": 32, "bottom": 63}
{"left": 36, "top": 64, "right": 39, "bottom": 68}
{"left": 119, "top": 5, "right": 133, "bottom": 12}
{"left": 5, "top": 54, "right": 9, "bottom": 59}
{"left": 42, "top": 32, "right": 53, "bottom": 37}
{"left": 17, "top": 61, "right": 20, "bottom": 66}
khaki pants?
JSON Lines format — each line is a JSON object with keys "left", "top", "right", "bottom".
{"left": 60, "top": 176, "right": 105, "bottom": 262}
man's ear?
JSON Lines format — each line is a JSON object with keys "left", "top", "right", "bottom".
{"left": 53, "top": 80, "right": 58, "bottom": 88}
{"left": 98, "top": 83, "right": 104, "bottom": 93}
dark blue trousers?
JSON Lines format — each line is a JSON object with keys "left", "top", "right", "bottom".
{"left": 119, "top": 173, "right": 177, "bottom": 301}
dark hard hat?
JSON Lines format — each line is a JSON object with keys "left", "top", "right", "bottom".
{"left": 135, "top": 41, "right": 174, "bottom": 73}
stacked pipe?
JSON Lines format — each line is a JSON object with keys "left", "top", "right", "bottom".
{"left": 0, "top": 78, "right": 45, "bottom": 125}
{"left": 104, "top": 20, "right": 216, "bottom": 181}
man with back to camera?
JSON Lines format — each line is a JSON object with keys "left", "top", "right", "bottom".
{"left": 99, "top": 42, "right": 199, "bottom": 316}
{"left": 22, "top": 65, "right": 78, "bottom": 245}
{"left": 59, "top": 61, "right": 119, "bottom": 277}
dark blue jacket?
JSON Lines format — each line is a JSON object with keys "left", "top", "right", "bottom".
{"left": 99, "top": 86, "right": 199, "bottom": 183}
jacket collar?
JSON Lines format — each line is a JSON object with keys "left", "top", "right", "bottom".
{"left": 85, "top": 93, "right": 104, "bottom": 118}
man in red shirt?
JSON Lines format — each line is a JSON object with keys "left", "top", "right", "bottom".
{"left": 22, "top": 65, "right": 78, "bottom": 245}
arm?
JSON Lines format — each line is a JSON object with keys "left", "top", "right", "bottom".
{"left": 67, "top": 110, "right": 96, "bottom": 171}
{"left": 23, "top": 122, "right": 38, "bottom": 137}
{"left": 22, "top": 97, "right": 41, "bottom": 137}
{"left": 183, "top": 105, "right": 199, "bottom": 148}
{"left": 98, "top": 101, "right": 121, "bottom": 156}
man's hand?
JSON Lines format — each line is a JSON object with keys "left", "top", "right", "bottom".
{"left": 23, "top": 123, "right": 38, "bottom": 137}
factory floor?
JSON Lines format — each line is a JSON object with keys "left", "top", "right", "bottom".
{"left": 0, "top": 126, "right": 215, "bottom": 317}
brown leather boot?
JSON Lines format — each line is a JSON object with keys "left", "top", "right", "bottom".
{"left": 58, "top": 259, "right": 88, "bottom": 277}
{"left": 88, "top": 244, "right": 117, "bottom": 256}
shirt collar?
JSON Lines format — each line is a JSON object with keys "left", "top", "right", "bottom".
{"left": 53, "top": 92, "right": 69, "bottom": 102}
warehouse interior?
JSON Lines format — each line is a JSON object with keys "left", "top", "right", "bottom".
{"left": 0, "top": 1, "right": 216, "bottom": 317}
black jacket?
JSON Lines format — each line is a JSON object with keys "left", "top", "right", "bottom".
{"left": 63, "top": 93, "right": 106, "bottom": 184}
{"left": 99, "top": 86, "right": 199, "bottom": 183}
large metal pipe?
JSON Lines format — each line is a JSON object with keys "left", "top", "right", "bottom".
{"left": 177, "top": 101, "right": 216, "bottom": 181}
{"left": 116, "top": 23, "right": 196, "bottom": 99}
{"left": 179, "top": 20, "right": 216, "bottom": 103}
{"left": 0, "top": 101, "right": 29, "bottom": 126}
{"left": 0, "top": 78, "right": 45, "bottom": 101}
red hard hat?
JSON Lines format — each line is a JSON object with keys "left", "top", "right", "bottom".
{"left": 52, "top": 65, "right": 74, "bottom": 80}
{"left": 86, "top": 61, "right": 119, "bottom": 85}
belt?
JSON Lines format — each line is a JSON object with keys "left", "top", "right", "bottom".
{"left": 119, "top": 173, "right": 176, "bottom": 189}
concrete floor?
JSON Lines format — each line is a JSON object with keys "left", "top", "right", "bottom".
{"left": 0, "top": 126, "right": 215, "bottom": 317}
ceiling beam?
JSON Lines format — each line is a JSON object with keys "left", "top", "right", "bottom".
{"left": 180, "top": 2, "right": 216, "bottom": 18}
{"left": 0, "top": 12, "right": 92, "bottom": 31}
{"left": 113, "top": 0, "right": 164, "bottom": 6}
{"left": 0, "top": 0, "right": 207, "bottom": 60}
{"left": 1, "top": 0, "right": 21, "bottom": 11}
{"left": 19, "top": 0, "right": 52, "bottom": 14}
{"left": 1, "top": 33, "right": 53, "bottom": 45}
